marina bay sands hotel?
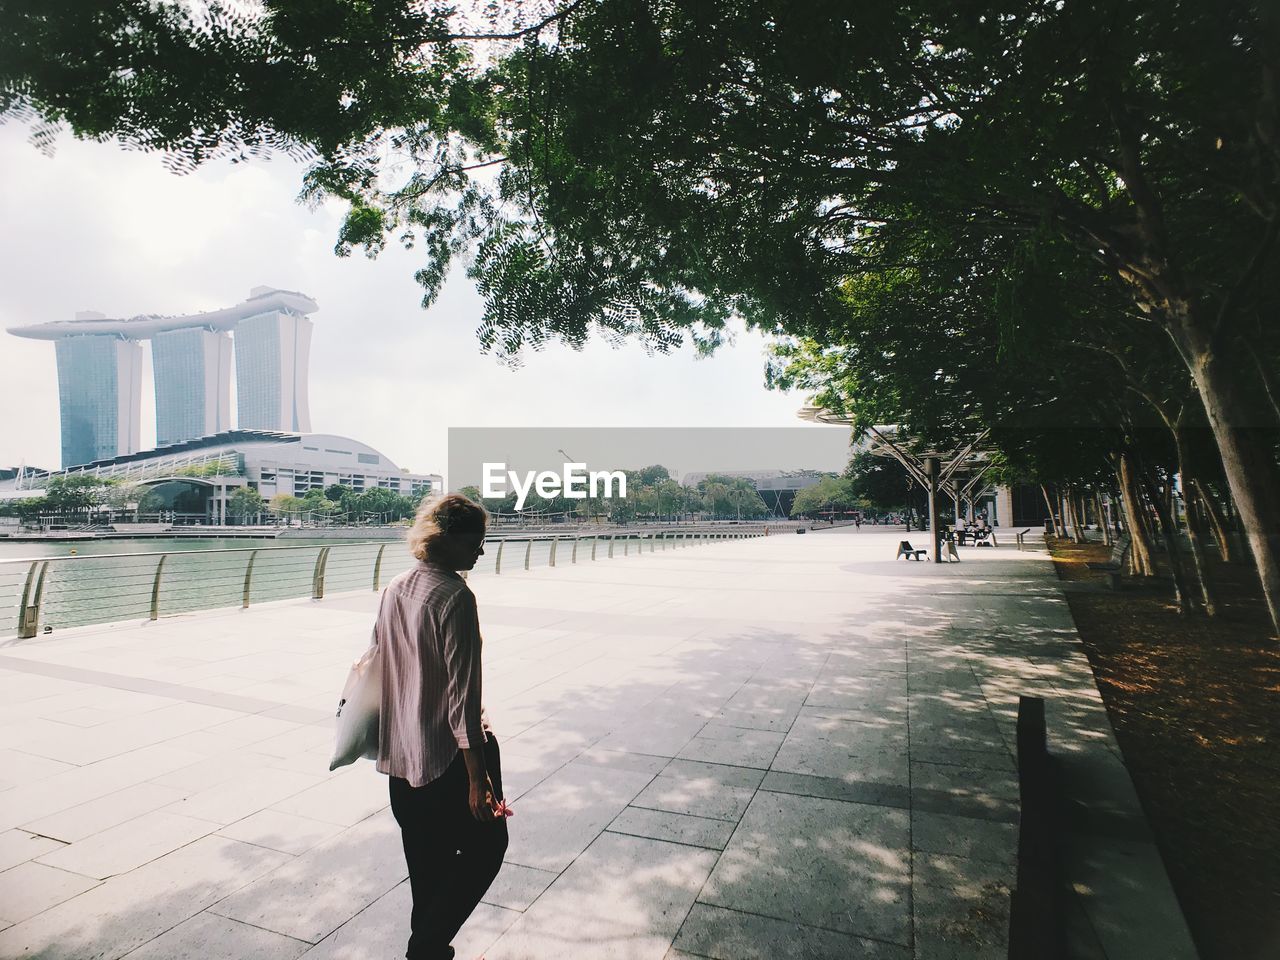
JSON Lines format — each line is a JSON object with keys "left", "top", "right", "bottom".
{"left": 9, "top": 287, "right": 316, "bottom": 468}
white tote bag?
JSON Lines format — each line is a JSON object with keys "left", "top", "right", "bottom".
{"left": 330, "top": 632, "right": 381, "bottom": 771}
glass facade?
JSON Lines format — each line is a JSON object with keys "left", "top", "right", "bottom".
{"left": 234, "top": 313, "right": 282, "bottom": 430}
{"left": 235, "top": 310, "right": 312, "bottom": 432}
{"left": 54, "top": 336, "right": 142, "bottom": 467}
{"left": 14, "top": 290, "right": 320, "bottom": 468}
{"left": 152, "top": 327, "right": 232, "bottom": 446}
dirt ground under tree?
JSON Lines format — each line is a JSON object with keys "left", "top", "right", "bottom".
{"left": 1047, "top": 537, "right": 1280, "bottom": 960}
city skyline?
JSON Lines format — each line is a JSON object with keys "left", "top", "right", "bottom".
{"left": 0, "top": 125, "right": 842, "bottom": 478}
{"left": 9, "top": 287, "right": 320, "bottom": 467}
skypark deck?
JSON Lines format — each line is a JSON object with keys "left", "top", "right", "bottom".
{"left": 0, "top": 529, "right": 1193, "bottom": 959}
{"left": 6, "top": 288, "right": 317, "bottom": 340}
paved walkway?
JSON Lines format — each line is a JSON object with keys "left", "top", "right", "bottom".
{"left": 0, "top": 528, "right": 1195, "bottom": 959}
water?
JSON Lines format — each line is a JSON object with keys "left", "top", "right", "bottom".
{"left": 0, "top": 537, "right": 418, "bottom": 637}
{"left": 0, "top": 529, "right": 740, "bottom": 637}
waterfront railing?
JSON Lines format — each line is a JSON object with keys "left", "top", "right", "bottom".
{"left": 1, "top": 524, "right": 776, "bottom": 639}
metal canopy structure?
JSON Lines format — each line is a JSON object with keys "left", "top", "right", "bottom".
{"left": 865, "top": 425, "right": 997, "bottom": 515}
{"left": 797, "top": 406, "right": 999, "bottom": 561}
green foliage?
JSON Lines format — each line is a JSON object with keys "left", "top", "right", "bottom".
{"left": 268, "top": 493, "right": 303, "bottom": 518}
{"left": 790, "top": 476, "right": 861, "bottom": 518}
{"left": 228, "top": 487, "right": 264, "bottom": 521}
{"left": 5, "top": 1, "right": 1275, "bottom": 505}
{"left": 693, "top": 475, "right": 768, "bottom": 520}
{"left": 0, "top": 0, "right": 465, "bottom": 169}
{"left": 844, "top": 453, "right": 911, "bottom": 512}
{"left": 42, "top": 474, "right": 117, "bottom": 515}
{"left": 355, "top": 486, "right": 417, "bottom": 520}
{"left": 136, "top": 487, "right": 165, "bottom": 514}
{"left": 176, "top": 462, "right": 232, "bottom": 478}
{"left": 0, "top": 496, "right": 48, "bottom": 521}
{"left": 9, "top": 2, "right": 1277, "bottom": 384}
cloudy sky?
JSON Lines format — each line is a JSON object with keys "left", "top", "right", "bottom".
{"left": 0, "top": 124, "right": 851, "bottom": 481}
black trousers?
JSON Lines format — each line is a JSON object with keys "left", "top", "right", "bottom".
{"left": 389, "top": 736, "right": 509, "bottom": 960}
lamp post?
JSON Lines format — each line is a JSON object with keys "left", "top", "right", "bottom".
{"left": 558, "top": 448, "right": 585, "bottom": 525}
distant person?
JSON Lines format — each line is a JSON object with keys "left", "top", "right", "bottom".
{"left": 855, "top": 515, "right": 861, "bottom": 530}
{"left": 377, "top": 494, "right": 508, "bottom": 960}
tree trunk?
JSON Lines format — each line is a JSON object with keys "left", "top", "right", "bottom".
{"left": 1247, "top": 335, "right": 1280, "bottom": 428}
{"left": 1115, "top": 467, "right": 1141, "bottom": 575}
{"left": 1183, "top": 480, "right": 1219, "bottom": 615}
{"left": 1068, "top": 487, "right": 1086, "bottom": 543}
{"left": 1194, "top": 479, "right": 1236, "bottom": 564}
{"left": 1117, "top": 453, "right": 1156, "bottom": 577}
{"left": 1173, "top": 432, "right": 1218, "bottom": 615}
{"left": 1137, "top": 464, "right": 1194, "bottom": 613}
{"left": 1040, "top": 484, "right": 1060, "bottom": 537}
{"left": 1175, "top": 312, "right": 1280, "bottom": 635}
{"left": 1095, "top": 490, "right": 1113, "bottom": 547}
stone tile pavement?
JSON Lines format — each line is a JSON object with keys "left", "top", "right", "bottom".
{"left": 0, "top": 528, "right": 1197, "bottom": 959}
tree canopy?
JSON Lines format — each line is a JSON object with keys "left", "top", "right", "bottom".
{"left": 4, "top": 0, "right": 1279, "bottom": 627}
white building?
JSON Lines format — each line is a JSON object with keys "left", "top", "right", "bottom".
{"left": 4, "top": 431, "right": 439, "bottom": 524}
{"left": 8, "top": 287, "right": 318, "bottom": 467}
{"left": 51, "top": 324, "right": 144, "bottom": 467}
{"left": 151, "top": 326, "right": 233, "bottom": 445}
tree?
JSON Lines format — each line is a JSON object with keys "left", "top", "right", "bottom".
{"left": 301, "top": 488, "right": 338, "bottom": 519}
{"left": 268, "top": 493, "right": 303, "bottom": 522}
{"left": 228, "top": 487, "right": 264, "bottom": 524}
{"left": 7, "top": 2, "right": 1279, "bottom": 628}
{"left": 844, "top": 454, "right": 911, "bottom": 513}
{"left": 136, "top": 487, "right": 165, "bottom": 516}
{"left": 325, "top": 484, "right": 354, "bottom": 503}
{"left": 790, "top": 476, "right": 861, "bottom": 519}
{"left": 694, "top": 475, "right": 767, "bottom": 520}
{"left": 103, "top": 481, "right": 142, "bottom": 513}
{"left": 0, "top": 495, "right": 49, "bottom": 523}
{"left": 356, "top": 486, "right": 417, "bottom": 522}
{"left": 476, "top": 0, "right": 1280, "bottom": 629}
{"left": 42, "top": 475, "right": 115, "bottom": 519}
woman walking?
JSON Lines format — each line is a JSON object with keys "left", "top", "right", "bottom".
{"left": 376, "top": 493, "right": 508, "bottom": 960}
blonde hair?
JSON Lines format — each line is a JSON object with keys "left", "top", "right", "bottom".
{"left": 408, "top": 493, "right": 488, "bottom": 562}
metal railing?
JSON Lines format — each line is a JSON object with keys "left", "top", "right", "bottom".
{"left": 1, "top": 524, "right": 772, "bottom": 639}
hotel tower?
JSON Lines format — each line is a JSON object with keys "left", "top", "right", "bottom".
{"left": 8, "top": 287, "right": 318, "bottom": 468}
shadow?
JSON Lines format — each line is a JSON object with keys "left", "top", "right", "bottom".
{"left": 0, "top": 530, "right": 1146, "bottom": 960}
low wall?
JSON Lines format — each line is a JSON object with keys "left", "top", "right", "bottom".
{"left": 277, "top": 526, "right": 407, "bottom": 541}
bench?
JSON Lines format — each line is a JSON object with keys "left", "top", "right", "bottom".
{"left": 1086, "top": 532, "right": 1132, "bottom": 571}
{"left": 896, "top": 540, "right": 927, "bottom": 560}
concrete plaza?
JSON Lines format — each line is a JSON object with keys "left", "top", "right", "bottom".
{"left": 0, "top": 528, "right": 1195, "bottom": 959}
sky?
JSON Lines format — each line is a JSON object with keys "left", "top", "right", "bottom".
{"left": 0, "top": 124, "right": 852, "bottom": 482}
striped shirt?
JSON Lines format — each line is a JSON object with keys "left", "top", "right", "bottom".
{"left": 375, "top": 561, "right": 490, "bottom": 788}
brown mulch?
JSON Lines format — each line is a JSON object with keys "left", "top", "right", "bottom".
{"left": 1047, "top": 537, "right": 1280, "bottom": 960}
